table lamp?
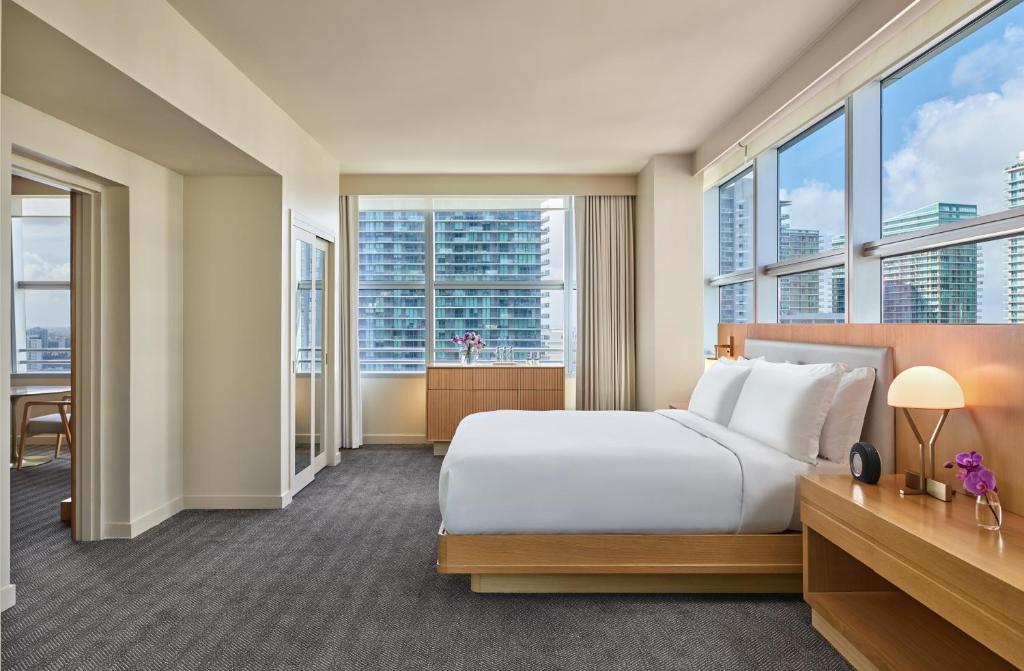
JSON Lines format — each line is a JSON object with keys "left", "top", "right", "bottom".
{"left": 887, "top": 366, "right": 964, "bottom": 502}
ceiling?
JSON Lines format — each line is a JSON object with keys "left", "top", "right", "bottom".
{"left": 169, "top": 0, "right": 862, "bottom": 174}
{"left": 2, "top": 1, "right": 273, "bottom": 177}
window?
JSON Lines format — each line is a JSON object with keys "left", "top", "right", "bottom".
{"left": 11, "top": 195, "right": 72, "bottom": 374}
{"left": 875, "top": 0, "right": 1024, "bottom": 323}
{"left": 882, "top": 0, "right": 1024, "bottom": 229}
{"left": 357, "top": 210, "right": 426, "bottom": 372}
{"left": 718, "top": 169, "right": 754, "bottom": 274}
{"left": 358, "top": 197, "right": 572, "bottom": 372}
{"left": 718, "top": 281, "right": 752, "bottom": 324}
{"left": 779, "top": 267, "right": 845, "bottom": 323}
{"left": 778, "top": 110, "right": 846, "bottom": 261}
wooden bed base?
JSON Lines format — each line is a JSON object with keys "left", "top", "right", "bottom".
{"left": 437, "top": 527, "right": 803, "bottom": 593}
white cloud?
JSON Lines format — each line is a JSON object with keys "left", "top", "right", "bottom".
{"left": 22, "top": 251, "right": 69, "bottom": 281}
{"left": 883, "top": 77, "right": 1024, "bottom": 218}
{"left": 951, "top": 24, "right": 1024, "bottom": 90}
{"left": 779, "top": 180, "right": 845, "bottom": 248}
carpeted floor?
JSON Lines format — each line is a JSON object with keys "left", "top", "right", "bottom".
{"left": 3, "top": 445, "right": 848, "bottom": 670}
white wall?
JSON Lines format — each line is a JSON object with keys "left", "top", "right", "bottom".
{"left": 635, "top": 154, "right": 704, "bottom": 411}
{"left": 1, "top": 96, "right": 185, "bottom": 599}
{"left": 182, "top": 176, "right": 285, "bottom": 507}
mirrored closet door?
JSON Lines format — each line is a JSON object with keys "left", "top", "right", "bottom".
{"left": 292, "top": 227, "right": 331, "bottom": 495}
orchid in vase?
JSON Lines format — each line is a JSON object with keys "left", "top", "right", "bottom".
{"left": 945, "top": 451, "right": 1002, "bottom": 530}
{"left": 451, "top": 331, "right": 486, "bottom": 365}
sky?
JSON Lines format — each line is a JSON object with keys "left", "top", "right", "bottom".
{"left": 14, "top": 197, "right": 71, "bottom": 331}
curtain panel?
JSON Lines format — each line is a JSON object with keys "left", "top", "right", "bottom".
{"left": 575, "top": 195, "right": 636, "bottom": 411}
{"left": 340, "top": 196, "right": 364, "bottom": 448}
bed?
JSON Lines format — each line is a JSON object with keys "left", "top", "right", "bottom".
{"left": 436, "top": 339, "right": 894, "bottom": 593}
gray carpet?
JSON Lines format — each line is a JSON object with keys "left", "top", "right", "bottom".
{"left": 3, "top": 445, "right": 849, "bottom": 670}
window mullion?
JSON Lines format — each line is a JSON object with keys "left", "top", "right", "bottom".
{"left": 424, "top": 210, "right": 435, "bottom": 368}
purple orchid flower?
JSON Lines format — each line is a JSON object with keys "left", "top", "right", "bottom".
{"left": 963, "top": 467, "right": 997, "bottom": 496}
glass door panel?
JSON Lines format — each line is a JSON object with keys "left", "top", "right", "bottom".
{"left": 294, "top": 238, "right": 314, "bottom": 478}
{"left": 313, "top": 245, "right": 326, "bottom": 460}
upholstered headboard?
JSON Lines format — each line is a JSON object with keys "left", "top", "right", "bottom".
{"left": 744, "top": 338, "right": 895, "bottom": 474}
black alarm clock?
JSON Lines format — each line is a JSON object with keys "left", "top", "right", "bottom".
{"left": 849, "top": 442, "right": 881, "bottom": 484}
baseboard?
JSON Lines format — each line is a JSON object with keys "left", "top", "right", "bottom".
{"left": 130, "top": 497, "right": 184, "bottom": 537}
{"left": 362, "top": 433, "right": 427, "bottom": 445}
{"left": 1, "top": 583, "right": 16, "bottom": 611}
{"left": 183, "top": 494, "right": 290, "bottom": 510}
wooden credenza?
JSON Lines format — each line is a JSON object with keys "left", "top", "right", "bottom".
{"left": 426, "top": 365, "right": 565, "bottom": 451}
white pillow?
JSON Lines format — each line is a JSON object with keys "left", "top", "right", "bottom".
{"left": 819, "top": 366, "right": 876, "bottom": 463}
{"left": 727, "top": 360, "right": 843, "bottom": 463}
{"left": 717, "top": 356, "right": 763, "bottom": 367}
{"left": 688, "top": 363, "right": 753, "bottom": 425}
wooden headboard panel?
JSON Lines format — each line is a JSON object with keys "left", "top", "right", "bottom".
{"left": 720, "top": 323, "right": 1024, "bottom": 515}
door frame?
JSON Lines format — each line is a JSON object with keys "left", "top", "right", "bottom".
{"left": 10, "top": 156, "right": 103, "bottom": 542}
{"left": 289, "top": 211, "right": 335, "bottom": 496}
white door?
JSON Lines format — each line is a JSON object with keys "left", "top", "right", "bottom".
{"left": 292, "top": 230, "right": 330, "bottom": 495}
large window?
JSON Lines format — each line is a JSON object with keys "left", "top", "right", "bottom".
{"left": 718, "top": 169, "right": 754, "bottom": 274}
{"left": 877, "top": 0, "right": 1024, "bottom": 323}
{"left": 11, "top": 195, "right": 72, "bottom": 374}
{"left": 705, "top": 0, "right": 1024, "bottom": 328}
{"left": 778, "top": 110, "right": 846, "bottom": 261}
{"left": 714, "top": 169, "right": 754, "bottom": 327}
{"left": 358, "top": 197, "right": 572, "bottom": 372}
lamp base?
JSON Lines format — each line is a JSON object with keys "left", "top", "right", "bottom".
{"left": 926, "top": 478, "right": 954, "bottom": 502}
{"left": 900, "top": 470, "right": 926, "bottom": 496}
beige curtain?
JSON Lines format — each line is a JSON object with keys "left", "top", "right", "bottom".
{"left": 339, "top": 196, "right": 363, "bottom": 448}
{"left": 576, "top": 195, "right": 636, "bottom": 410}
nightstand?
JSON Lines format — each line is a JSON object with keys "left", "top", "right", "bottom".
{"left": 800, "top": 474, "right": 1022, "bottom": 669}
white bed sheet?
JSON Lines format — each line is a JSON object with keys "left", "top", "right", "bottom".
{"left": 439, "top": 409, "right": 838, "bottom": 535}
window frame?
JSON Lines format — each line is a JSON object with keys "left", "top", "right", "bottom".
{"left": 358, "top": 197, "right": 574, "bottom": 377}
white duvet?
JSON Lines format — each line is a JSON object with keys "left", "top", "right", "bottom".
{"left": 439, "top": 409, "right": 843, "bottom": 535}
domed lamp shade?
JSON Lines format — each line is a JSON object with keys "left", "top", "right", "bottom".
{"left": 888, "top": 366, "right": 965, "bottom": 501}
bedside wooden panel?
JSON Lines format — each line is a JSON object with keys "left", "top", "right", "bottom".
{"left": 801, "top": 474, "right": 1023, "bottom": 669}
{"left": 426, "top": 366, "right": 565, "bottom": 444}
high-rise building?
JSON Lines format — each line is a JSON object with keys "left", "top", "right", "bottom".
{"left": 357, "top": 208, "right": 559, "bottom": 369}
{"left": 718, "top": 173, "right": 753, "bottom": 322}
{"left": 882, "top": 203, "right": 979, "bottom": 323}
{"left": 1004, "top": 152, "right": 1024, "bottom": 322}
{"left": 432, "top": 209, "right": 555, "bottom": 362}
{"left": 777, "top": 201, "right": 845, "bottom": 323}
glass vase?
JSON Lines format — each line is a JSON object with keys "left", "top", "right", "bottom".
{"left": 975, "top": 491, "right": 1002, "bottom": 531}
{"left": 459, "top": 350, "right": 477, "bottom": 366}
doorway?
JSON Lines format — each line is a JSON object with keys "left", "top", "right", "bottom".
{"left": 291, "top": 225, "right": 332, "bottom": 495}
{"left": 8, "top": 174, "right": 76, "bottom": 540}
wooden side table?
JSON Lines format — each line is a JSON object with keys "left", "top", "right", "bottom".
{"left": 800, "top": 474, "right": 1022, "bottom": 669}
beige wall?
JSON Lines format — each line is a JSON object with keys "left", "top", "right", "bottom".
{"left": 2, "top": 0, "right": 341, "bottom": 609}
{"left": 183, "top": 176, "right": 285, "bottom": 506}
{"left": 635, "top": 154, "right": 704, "bottom": 411}
{"left": 1, "top": 96, "right": 184, "bottom": 585}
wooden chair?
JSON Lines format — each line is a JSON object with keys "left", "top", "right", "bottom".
{"left": 16, "top": 396, "right": 72, "bottom": 470}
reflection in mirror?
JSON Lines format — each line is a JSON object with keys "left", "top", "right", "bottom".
{"left": 294, "top": 238, "right": 313, "bottom": 475}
